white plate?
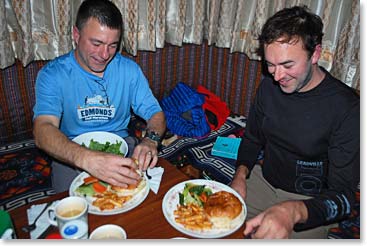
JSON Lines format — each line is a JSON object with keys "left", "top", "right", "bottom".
{"left": 162, "top": 179, "right": 247, "bottom": 238}
{"left": 69, "top": 171, "right": 150, "bottom": 215}
{"left": 72, "top": 131, "right": 128, "bottom": 157}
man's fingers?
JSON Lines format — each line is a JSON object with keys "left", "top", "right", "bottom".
{"left": 243, "top": 214, "right": 263, "bottom": 238}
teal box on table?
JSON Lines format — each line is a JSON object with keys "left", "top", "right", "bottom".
{"left": 211, "top": 136, "right": 242, "bottom": 159}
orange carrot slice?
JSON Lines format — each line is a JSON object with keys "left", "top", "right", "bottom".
{"left": 83, "top": 176, "right": 99, "bottom": 185}
{"left": 93, "top": 182, "right": 107, "bottom": 193}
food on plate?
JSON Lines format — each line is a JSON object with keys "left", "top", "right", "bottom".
{"left": 178, "top": 182, "right": 213, "bottom": 207}
{"left": 75, "top": 169, "right": 146, "bottom": 211}
{"left": 174, "top": 183, "right": 213, "bottom": 230}
{"left": 203, "top": 191, "right": 242, "bottom": 229}
{"left": 92, "top": 191, "right": 132, "bottom": 211}
{"left": 110, "top": 172, "right": 147, "bottom": 196}
{"left": 174, "top": 203, "right": 212, "bottom": 231}
{"left": 174, "top": 183, "right": 243, "bottom": 230}
{"left": 82, "top": 139, "right": 125, "bottom": 156}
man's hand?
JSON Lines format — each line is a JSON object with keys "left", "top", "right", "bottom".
{"left": 132, "top": 111, "right": 166, "bottom": 170}
{"left": 79, "top": 150, "right": 142, "bottom": 188}
{"left": 132, "top": 138, "right": 159, "bottom": 170}
{"left": 243, "top": 201, "right": 308, "bottom": 239}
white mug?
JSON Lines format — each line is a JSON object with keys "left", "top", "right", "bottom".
{"left": 47, "top": 196, "right": 88, "bottom": 238}
{"left": 89, "top": 224, "right": 127, "bottom": 240}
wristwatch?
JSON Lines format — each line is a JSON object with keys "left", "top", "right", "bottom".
{"left": 144, "top": 130, "right": 162, "bottom": 147}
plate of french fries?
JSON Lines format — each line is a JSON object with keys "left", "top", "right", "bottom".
{"left": 162, "top": 179, "right": 246, "bottom": 238}
{"left": 69, "top": 171, "right": 150, "bottom": 215}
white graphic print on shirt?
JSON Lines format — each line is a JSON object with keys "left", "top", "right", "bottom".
{"left": 77, "top": 94, "right": 116, "bottom": 121}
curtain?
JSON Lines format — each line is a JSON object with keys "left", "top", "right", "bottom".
{"left": 0, "top": 0, "right": 359, "bottom": 89}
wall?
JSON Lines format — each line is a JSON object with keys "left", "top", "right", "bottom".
{"left": 0, "top": 42, "right": 262, "bottom": 145}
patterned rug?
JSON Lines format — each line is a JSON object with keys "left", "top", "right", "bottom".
{"left": 0, "top": 140, "right": 55, "bottom": 211}
{"left": 158, "top": 114, "right": 254, "bottom": 185}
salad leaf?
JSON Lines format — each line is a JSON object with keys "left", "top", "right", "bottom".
{"left": 75, "top": 183, "right": 95, "bottom": 197}
{"left": 178, "top": 182, "right": 213, "bottom": 207}
{"left": 82, "top": 139, "right": 125, "bottom": 156}
{"left": 76, "top": 180, "right": 109, "bottom": 197}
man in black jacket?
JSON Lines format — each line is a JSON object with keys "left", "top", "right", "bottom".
{"left": 231, "top": 5, "right": 359, "bottom": 239}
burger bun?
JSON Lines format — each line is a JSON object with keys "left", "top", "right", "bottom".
{"left": 204, "top": 191, "right": 243, "bottom": 229}
{"left": 111, "top": 169, "right": 146, "bottom": 196}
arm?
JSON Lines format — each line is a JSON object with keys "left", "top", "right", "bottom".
{"left": 236, "top": 79, "right": 267, "bottom": 174}
{"left": 296, "top": 101, "right": 360, "bottom": 230}
{"left": 33, "top": 115, "right": 141, "bottom": 188}
{"left": 132, "top": 111, "right": 166, "bottom": 170}
{"left": 230, "top": 165, "right": 249, "bottom": 200}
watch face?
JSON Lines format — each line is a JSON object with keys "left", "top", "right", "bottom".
{"left": 146, "top": 130, "right": 161, "bottom": 144}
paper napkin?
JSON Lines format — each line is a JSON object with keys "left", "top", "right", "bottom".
{"left": 146, "top": 166, "right": 164, "bottom": 194}
{"left": 27, "top": 201, "right": 59, "bottom": 239}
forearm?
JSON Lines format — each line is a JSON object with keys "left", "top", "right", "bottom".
{"left": 145, "top": 111, "right": 166, "bottom": 137}
{"left": 235, "top": 164, "right": 249, "bottom": 179}
{"left": 33, "top": 118, "right": 88, "bottom": 169}
{"left": 231, "top": 164, "right": 249, "bottom": 200}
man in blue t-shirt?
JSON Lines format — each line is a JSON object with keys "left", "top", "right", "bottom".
{"left": 33, "top": 0, "right": 166, "bottom": 192}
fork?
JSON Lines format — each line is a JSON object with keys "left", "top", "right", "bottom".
{"left": 22, "top": 202, "right": 52, "bottom": 233}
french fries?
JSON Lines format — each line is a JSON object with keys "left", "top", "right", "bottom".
{"left": 92, "top": 191, "right": 132, "bottom": 211}
{"left": 174, "top": 204, "right": 212, "bottom": 230}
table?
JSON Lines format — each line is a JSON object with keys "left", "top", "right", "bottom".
{"left": 9, "top": 158, "right": 246, "bottom": 239}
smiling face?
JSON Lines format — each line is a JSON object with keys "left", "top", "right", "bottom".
{"left": 264, "top": 38, "right": 322, "bottom": 93}
{"left": 73, "top": 17, "right": 121, "bottom": 77}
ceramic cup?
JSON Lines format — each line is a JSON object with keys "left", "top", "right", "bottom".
{"left": 47, "top": 196, "right": 88, "bottom": 238}
{"left": 89, "top": 224, "right": 127, "bottom": 240}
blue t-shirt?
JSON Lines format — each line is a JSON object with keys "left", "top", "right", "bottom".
{"left": 33, "top": 51, "right": 162, "bottom": 139}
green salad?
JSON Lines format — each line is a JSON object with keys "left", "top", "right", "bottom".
{"left": 179, "top": 182, "right": 213, "bottom": 207}
{"left": 82, "top": 139, "right": 125, "bottom": 156}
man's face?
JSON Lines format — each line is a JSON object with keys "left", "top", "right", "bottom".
{"left": 73, "top": 18, "right": 121, "bottom": 76}
{"left": 264, "top": 39, "right": 317, "bottom": 93}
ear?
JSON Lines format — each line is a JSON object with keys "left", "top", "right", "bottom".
{"left": 72, "top": 26, "right": 80, "bottom": 45}
{"left": 311, "top": 44, "right": 322, "bottom": 64}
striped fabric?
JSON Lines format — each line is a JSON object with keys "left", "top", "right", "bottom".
{"left": 0, "top": 43, "right": 262, "bottom": 144}
{"left": 161, "top": 82, "right": 210, "bottom": 137}
{"left": 0, "top": 60, "right": 46, "bottom": 145}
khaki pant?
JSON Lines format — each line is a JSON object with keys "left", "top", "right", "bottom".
{"left": 246, "top": 164, "right": 337, "bottom": 239}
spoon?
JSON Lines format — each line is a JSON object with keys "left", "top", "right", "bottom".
{"left": 22, "top": 202, "right": 52, "bottom": 233}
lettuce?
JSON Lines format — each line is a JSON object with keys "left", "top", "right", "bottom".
{"left": 178, "top": 182, "right": 213, "bottom": 207}
{"left": 75, "top": 183, "right": 95, "bottom": 197}
{"left": 82, "top": 139, "right": 125, "bottom": 156}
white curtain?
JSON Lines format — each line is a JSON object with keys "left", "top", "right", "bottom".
{"left": 0, "top": 0, "right": 359, "bottom": 89}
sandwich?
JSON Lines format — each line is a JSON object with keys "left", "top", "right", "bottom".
{"left": 75, "top": 168, "right": 146, "bottom": 197}
{"left": 110, "top": 170, "right": 146, "bottom": 196}
{"left": 203, "top": 191, "right": 243, "bottom": 229}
